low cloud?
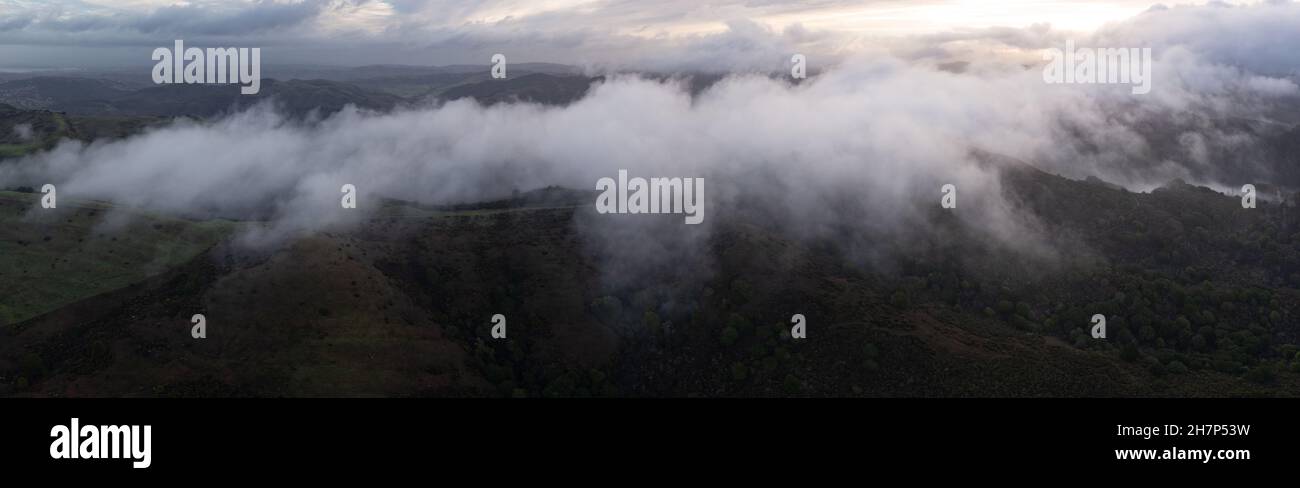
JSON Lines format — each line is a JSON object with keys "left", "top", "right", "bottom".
{"left": 1, "top": 2, "right": 1298, "bottom": 287}
{"left": 11, "top": 123, "right": 32, "bottom": 141}
{"left": 3, "top": 39, "right": 1295, "bottom": 253}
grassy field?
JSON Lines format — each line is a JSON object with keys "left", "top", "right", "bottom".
{"left": 0, "top": 106, "right": 71, "bottom": 158}
{"left": 0, "top": 191, "right": 234, "bottom": 326}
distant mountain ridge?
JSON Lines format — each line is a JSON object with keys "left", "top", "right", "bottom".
{"left": 0, "top": 64, "right": 599, "bottom": 119}
{"left": 0, "top": 77, "right": 136, "bottom": 111}
{"left": 437, "top": 73, "right": 605, "bottom": 106}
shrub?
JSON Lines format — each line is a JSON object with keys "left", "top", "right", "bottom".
{"left": 18, "top": 352, "right": 43, "bottom": 378}
{"left": 775, "top": 347, "right": 791, "bottom": 363}
{"left": 730, "top": 279, "right": 755, "bottom": 304}
{"left": 1245, "top": 364, "right": 1277, "bottom": 385}
{"left": 862, "top": 359, "right": 880, "bottom": 373}
{"left": 862, "top": 343, "right": 879, "bottom": 359}
{"left": 1120, "top": 344, "right": 1140, "bottom": 362}
{"left": 720, "top": 327, "right": 739, "bottom": 346}
{"left": 643, "top": 311, "right": 661, "bottom": 334}
{"left": 890, "top": 291, "right": 909, "bottom": 308}
{"left": 727, "top": 313, "right": 752, "bottom": 336}
{"left": 591, "top": 296, "right": 623, "bottom": 325}
{"left": 1015, "top": 302, "right": 1032, "bottom": 318}
{"left": 1167, "top": 361, "right": 1188, "bottom": 375}
{"left": 782, "top": 375, "right": 801, "bottom": 394}
{"left": 730, "top": 362, "right": 748, "bottom": 382}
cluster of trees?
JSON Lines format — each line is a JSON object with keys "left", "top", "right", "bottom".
{"left": 437, "top": 170, "right": 1300, "bottom": 396}
{"left": 894, "top": 256, "right": 1296, "bottom": 384}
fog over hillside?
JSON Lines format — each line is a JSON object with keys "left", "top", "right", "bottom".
{"left": 0, "top": 1, "right": 1297, "bottom": 272}
{"left": 8, "top": 0, "right": 1300, "bottom": 415}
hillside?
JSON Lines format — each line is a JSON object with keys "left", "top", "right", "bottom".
{"left": 55, "top": 78, "right": 405, "bottom": 118}
{"left": 0, "top": 69, "right": 597, "bottom": 120}
{"left": 0, "top": 104, "right": 75, "bottom": 158}
{"left": 0, "top": 77, "right": 136, "bottom": 111}
{"left": 0, "top": 191, "right": 233, "bottom": 327}
{"left": 2, "top": 162, "right": 1298, "bottom": 397}
{"left": 0, "top": 104, "right": 169, "bottom": 159}
{"left": 438, "top": 73, "right": 605, "bottom": 106}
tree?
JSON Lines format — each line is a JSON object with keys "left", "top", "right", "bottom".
{"left": 863, "top": 343, "right": 879, "bottom": 359}
{"left": 730, "top": 362, "right": 748, "bottom": 381}
{"left": 727, "top": 313, "right": 752, "bottom": 337}
{"left": 891, "top": 291, "right": 910, "bottom": 308}
{"left": 1167, "top": 361, "right": 1188, "bottom": 375}
{"left": 643, "top": 311, "right": 661, "bottom": 334}
{"left": 720, "top": 327, "right": 739, "bottom": 346}
{"left": 1120, "top": 344, "right": 1140, "bottom": 362}
{"left": 730, "top": 279, "right": 755, "bottom": 304}
{"left": 591, "top": 296, "right": 623, "bottom": 325}
{"left": 18, "top": 352, "right": 43, "bottom": 379}
{"left": 862, "top": 359, "right": 880, "bottom": 373}
{"left": 1245, "top": 364, "right": 1277, "bottom": 384}
{"left": 782, "top": 375, "right": 801, "bottom": 394}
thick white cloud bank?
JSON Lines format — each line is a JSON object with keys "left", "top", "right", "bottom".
{"left": 4, "top": 49, "right": 1295, "bottom": 221}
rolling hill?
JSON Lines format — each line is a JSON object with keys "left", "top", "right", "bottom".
{"left": 1, "top": 162, "right": 1297, "bottom": 397}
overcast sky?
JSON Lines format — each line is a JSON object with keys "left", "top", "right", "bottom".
{"left": 0, "top": 0, "right": 1280, "bottom": 70}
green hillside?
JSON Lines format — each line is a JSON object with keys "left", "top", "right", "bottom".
{"left": 2, "top": 166, "right": 1298, "bottom": 397}
{"left": 0, "top": 191, "right": 234, "bottom": 327}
